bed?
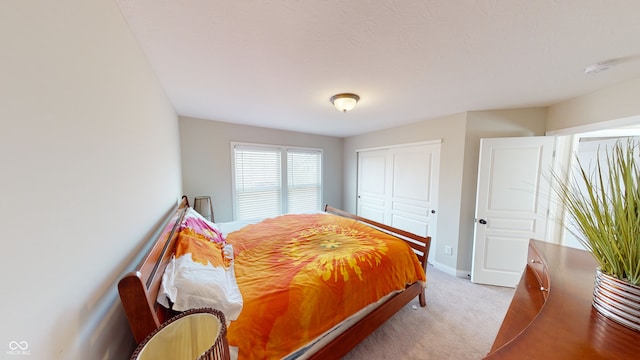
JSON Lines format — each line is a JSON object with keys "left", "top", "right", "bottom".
{"left": 118, "top": 196, "right": 431, "bottom": 359}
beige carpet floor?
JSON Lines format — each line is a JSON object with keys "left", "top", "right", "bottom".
{"left": 342, "top": 265, "right": 515, "bottom": 360}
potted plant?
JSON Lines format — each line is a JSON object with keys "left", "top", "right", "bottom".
{"left": 553, "top": 138, "right": 640, "bottom": 331}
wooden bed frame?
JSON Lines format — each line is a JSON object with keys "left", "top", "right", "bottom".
{"left": 118, "top": 198, "right": 431, "bottom": 359}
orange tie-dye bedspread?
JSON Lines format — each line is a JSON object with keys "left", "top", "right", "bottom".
{"left": 225, "top": 213, "right": 426, "bottom": 359}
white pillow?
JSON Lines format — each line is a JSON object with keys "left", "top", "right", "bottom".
{"left": 157, "top": 244, "right": 243, "bottom": 322}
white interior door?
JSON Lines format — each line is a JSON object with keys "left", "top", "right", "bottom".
{"left": 471, "top": 136, "right": 555, "bottom": 287}
{"left": 358, "top": 142, "right": 440, "bottom": 263}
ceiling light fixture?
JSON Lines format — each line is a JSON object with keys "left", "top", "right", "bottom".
{"left": 330, "top": 93, "right": 360, "bottom": 112}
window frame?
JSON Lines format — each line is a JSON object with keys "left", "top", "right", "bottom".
{"left": 230, "top": 142, "right": 323, "bottom": 221}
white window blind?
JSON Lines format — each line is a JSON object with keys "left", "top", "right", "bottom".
{"left": 288, "top": 150, "right": 322, "bottom": 213}
{"left": 233, "top": 144, "right": 322, "bottom": 220}
{"left": 234, "top": 146, "right": 282, "bottom": 219}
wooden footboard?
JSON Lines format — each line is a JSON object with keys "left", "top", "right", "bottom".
{"left": 308, "top": 281, "right": 424, "bottom": 359}
{"left": 313, "top": 205, "right": 431, "bottom": 358}
{"left": 118, "top": 201, "right": 431, "bottom": 356}
{"left": 324, "top": 204, "right": 430, "bottom": 306}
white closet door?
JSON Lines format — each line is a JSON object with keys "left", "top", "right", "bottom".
{"left": 357, "top": 149, "right": 389, "bottom": 223}
{"left": 357, "top": 142, "right": 441, "bottom": 262}
{"left": 389, "top": 144, "right": 440, "bottom": 239}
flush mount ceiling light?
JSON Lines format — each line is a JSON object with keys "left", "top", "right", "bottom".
{"left": 330, "top": 93, "right": 360, "bottom": 112}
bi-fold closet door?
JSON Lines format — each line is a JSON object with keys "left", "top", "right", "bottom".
{"left": 356, "top": 141, "right": 441, "bottom": 263}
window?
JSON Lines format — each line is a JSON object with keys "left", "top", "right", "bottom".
{"left": 287, "top": 149, "right": 322, "bottom": 213}
{"left": 232, "top": 143, "right": 322, "bottom": 220}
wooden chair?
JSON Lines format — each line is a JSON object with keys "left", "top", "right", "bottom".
{"left": 193, "top": 196, "right": 214, "bottom": 222}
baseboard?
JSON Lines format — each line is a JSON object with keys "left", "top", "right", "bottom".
{"left": 456, "top": 269, "right": 472, "bottom": 278}
{"left": 430, "top": 262, "right": 471, "bottom": 279}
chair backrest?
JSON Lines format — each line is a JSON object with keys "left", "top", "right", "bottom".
{"left": 194, "top": 196, "right": 214, "bottom": 222}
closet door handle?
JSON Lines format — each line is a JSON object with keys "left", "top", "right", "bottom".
{"left": 478, "top": 219, "right": 487, "bottom": 225}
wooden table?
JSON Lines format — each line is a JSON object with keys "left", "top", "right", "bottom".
{"left": 484, "top": 240, "right": 640, "bottom": 359}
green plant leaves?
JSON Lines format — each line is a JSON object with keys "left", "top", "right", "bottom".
{"left": 552, "top": 139, "right": 640, "bottom": 285}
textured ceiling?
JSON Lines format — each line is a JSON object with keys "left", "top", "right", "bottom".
{"left": 115, "top": 0, "right": 640, "bottom": 137}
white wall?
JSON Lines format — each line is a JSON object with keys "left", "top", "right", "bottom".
{"left": 343, "top": 109, "right": 546, "bottom": 276}
{"left": 547, "top": 77, "right": 640, "bottom": 131}
{"left": 1, "top": 1, "right": 181, "bottom": 359}
{"left": 545, "top": 77, "right": 640, "bottom": 249}
{"left": 179, "top": 116, "right": 343, "bottom": 222}
{"left": 459, "top": 109, "right": 547, "bottom": 273}
{"left": 344, "top": 114, "right": 467, "bottom": 274}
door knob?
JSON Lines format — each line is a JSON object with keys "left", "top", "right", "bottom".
{"left": 478, "top": 219, "right": 487, "bottom": 225}
{"left": 431, "top": 209, "right": 436, "bottom": 214}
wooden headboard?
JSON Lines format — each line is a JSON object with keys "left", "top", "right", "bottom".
{"left": 118, "top": 196, "right": 189, "bottom": 343}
